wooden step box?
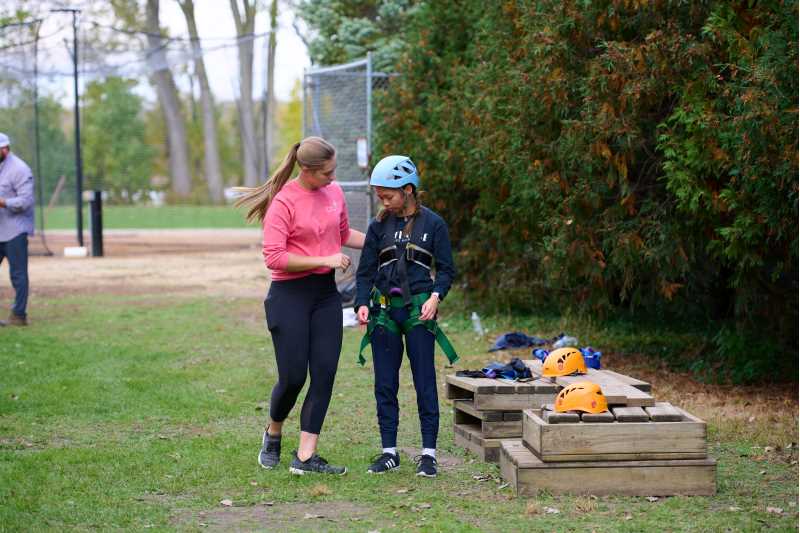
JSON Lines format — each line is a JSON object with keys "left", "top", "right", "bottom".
{"left": 523, "top": 404, "right": 708, "bottom": 462}
{"left": 500, "top": 439, "right": 716, "bottom": 496}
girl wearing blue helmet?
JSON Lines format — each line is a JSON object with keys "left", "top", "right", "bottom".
{"left": 355, "top": 155, "right": 458, "bottom": 478}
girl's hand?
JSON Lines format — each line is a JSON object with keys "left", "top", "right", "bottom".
{"left": 325, "top": 253, "right": 351, "bottom": 272}
{"left": 357, "top": 306, "right": 370, "bottom": 332}
{"left": 420, "top": 295, "right": 439, "bottom": 321}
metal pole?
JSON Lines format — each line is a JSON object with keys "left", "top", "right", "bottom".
{"left": 365, "top": 53, "right": 373, "bottom": 220}
{"left": 366, "top": 52, "right": 372, "bottom": 161}
{"left": 89, "top": 190, "right": 103, "bottom": 257}
{"left": 53, "top": 8, "right": 83, "bottom": 247}
{"left": 31, "top": 20, "right": 52, "bottom": 254}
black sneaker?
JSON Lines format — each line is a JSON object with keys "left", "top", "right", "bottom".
{"left": 289, "top": 452, "right": 347, "bottom": 476}
{"left": 367, "top": 452, "right": 400, "bottom": 474}
{"left": 258, "top": 430, "right": 281, "bottom": 469}
{"left": 414, "top": 454, "right": 437, "bottom": 477}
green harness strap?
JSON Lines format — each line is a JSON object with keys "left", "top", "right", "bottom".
{"left": 357, "top": 292, "right": 460, "bottom": 366}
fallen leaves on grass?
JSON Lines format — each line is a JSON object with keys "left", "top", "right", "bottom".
{"left": 766, "top": 507, "right": 784, "bottom": 515}
{"left": 220, "top": 499, "right": 233, "bottom": 507}
{"left": 525, "top": 502, "right": 540, "bottom": 515}
{"left": 309, "top": 484, "right": 331, "bottom": 497}
{"left": 575, "top": 497, "right": 597, "bottom": 513}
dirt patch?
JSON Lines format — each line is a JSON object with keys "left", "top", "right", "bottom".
{"left": 175, "top": 501, "right": 370, "bottom": 532}
{"left": 4, "top": 230, "right": 270, "bottom": 303}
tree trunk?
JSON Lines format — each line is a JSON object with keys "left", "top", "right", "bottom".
{"left": 264, "top": 0, "right": 278, "bottom": 175}
{"left": 144, "top": 0, "right": 192, "bottom": 198}
{"left": 178, "top": 0, "right": 225, "bottom": 204}
{"left": 230, "top": 0, "right": 259, "bottom": 187}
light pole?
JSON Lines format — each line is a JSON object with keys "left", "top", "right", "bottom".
{"left": 51, "top": 7, "right": 84, "bottom": 247}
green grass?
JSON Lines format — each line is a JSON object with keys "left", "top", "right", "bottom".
{"left": 42, "top": 205, "right": 256, "bottom": 230}
{"left": 0, "top": 292, "right": 797, "bottom": 531}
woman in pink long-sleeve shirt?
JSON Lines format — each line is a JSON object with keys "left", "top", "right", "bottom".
{"left": 236, "top": 137, "right": 365, "bottom": 475}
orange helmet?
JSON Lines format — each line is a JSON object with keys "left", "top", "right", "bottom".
{"left": 555, "top": 381, "right": 608, "bottom": 413}
{"left": 542, "top": 347, "right": 586, "bottom": 377}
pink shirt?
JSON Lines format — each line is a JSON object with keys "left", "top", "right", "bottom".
{"left": 262, "top": 179, "right": 351, "bottom": 281}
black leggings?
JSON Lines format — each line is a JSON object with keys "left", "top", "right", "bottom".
{"left": 265, "top": 272, "right": 343, "bottom": 434}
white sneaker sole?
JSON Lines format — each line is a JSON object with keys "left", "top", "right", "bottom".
{"left": 416, "top": 471, "right": 437, "bottom": 477}
{"left": 290, "top": 466, "right": 347, "bottom": 476}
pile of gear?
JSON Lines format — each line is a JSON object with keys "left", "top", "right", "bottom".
{"left": 455, "top": 357, "right": 532, "bottom": 381}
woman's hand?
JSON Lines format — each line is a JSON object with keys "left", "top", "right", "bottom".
{"left": 357, "top": 306, "right": 370, "bottom": 332}
{"left": 419, "top": 294, "right": 439, "bottom": 321}
{"left": 325, "top": 253, "right": 351, "bottom": 272}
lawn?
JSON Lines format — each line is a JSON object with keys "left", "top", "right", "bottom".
{"left": 0, "top": 290, "right": 797, "bottom": 531}
{"left": 41, "top": 205, "right": 255, "bottom": 230}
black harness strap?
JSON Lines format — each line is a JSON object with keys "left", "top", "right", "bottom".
{"left": 395, "top": 208, "right": 428, "bottom": 306}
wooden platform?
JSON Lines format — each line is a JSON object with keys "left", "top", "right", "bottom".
{"left": 446, "top": 374, "right": 558, "bottom": 411}
{"left": 453, "top": 400, "right": 522, "bottom": 438}
{"left": 523, "top": 406, "right": 707, "bottom": 462}
{"left": 500, "top": 440, "right": 716, "bottom": 496}
{"left": 453, "top": 423, "right": 504, "bottom": 463}
{"left": 524, "top": 360, "right": 655, "bottom": 407}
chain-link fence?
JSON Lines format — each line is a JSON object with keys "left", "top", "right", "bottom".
{"left": 302, "top": 54, "right": 392, "bottom": 288}
{"left": 0, "top": 19, "right": 75, "bottom": 255}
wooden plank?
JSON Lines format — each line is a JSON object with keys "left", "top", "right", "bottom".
{"left": 454, "top": 406, "right": 479, "bottom": 426}
{"left": 446, "top": 374, "right": 497, "bottom": 394}
{"left": 522, "top": 410, "right": 708, "bottom": 462}
{"left": 612, "top": 406, "right": 650, "bottom": 422}
{"left": 499, "top": 442, "right": 519, "bottom": 493}
{"left": 482, "top": 419, "right": 522, "bottom": 438}
{"left": 452, "top": 404, "right": 523, "bottom": 437}
{"left": 519, "top": 378, "right": 560, "bottom": 394}
{"left": 453, "top": 399, "right": 503, "bottom": 421}
{"left": 645, "top": 402, "right": 685, "bottom": 422}
{"left": 502, "top": 441, "right": 716, "bottom": 496}
{"left": 473, "top": 392, "right": 555, "bottom": 411}
{"left": 522, "top": 409, "right": 541, "bottom": 457}
{"left": 541, "top": 404, "right": 580, "bottom": 424}
{"left": 501, "top": 438, "right": 541, "bottom": 468}
{"left": 446, "top": 382, "right": 472, "bottom": 401}
{"left": 580, "top": 411, "right": 615, "bottom": 423}
{"left": 453, "top": 423, "right": 503, "bottom": 463}
{"left": 503, "top": 412, "right": 523, "bottom": 422}
{"left": 601, "top": 369, "right": 652, "bottom": 392}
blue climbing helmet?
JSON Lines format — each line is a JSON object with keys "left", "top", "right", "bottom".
{"left": 370, "top": 155, "right": 419, "bottom": 189}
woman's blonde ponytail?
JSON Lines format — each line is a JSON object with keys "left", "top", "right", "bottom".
{"left": 234, "top": 137, "right": 335, "bottom": 224}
